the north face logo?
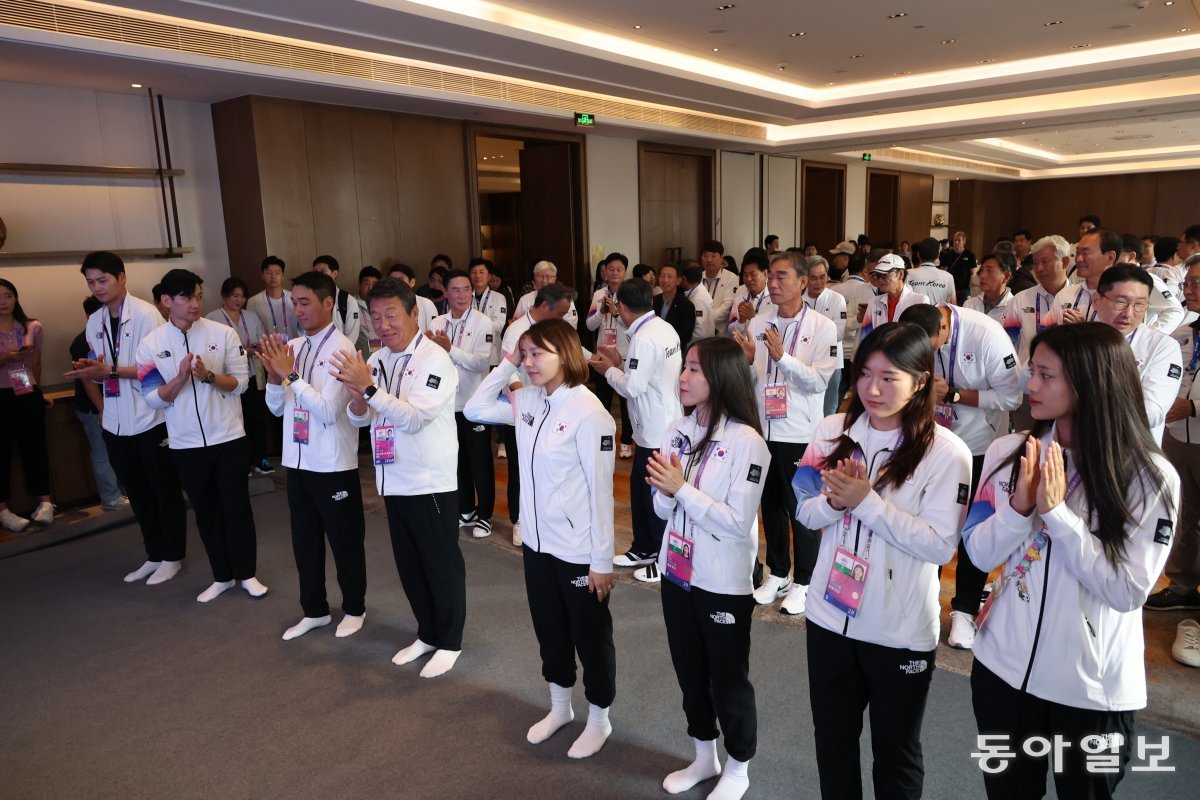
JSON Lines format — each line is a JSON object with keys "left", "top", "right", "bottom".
{"left": 571, "top": 575, "right": 589, "bottom": 588}
{"left": 710, "top": 612, "right": 735, "bottom": 625}
{"left": 521, "top": 412, "right": 535, "bottom": 426}
{"left": 900, "top": 660, "right": 928, "bottom": 674}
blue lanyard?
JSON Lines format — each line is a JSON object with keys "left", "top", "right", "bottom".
{"left": 943, "top": 306, "right": 961, "bottom": 388}
{"left": 267, "top": 294, "right": 288, "bottom": 331}
{"left": 627, "top": 312, "right": 654, "bottom": 340}
{"left": 1189, "top": 333, "right": 1200, "bottom": 374}
{"left": 474, "top": 289, "right": 490, "bottom": 311}
{"left": 298, "top": 326, "right": 337, "bottom": 384}
{"left": 379, "top": 334, "right": 423, "bottom": 397}
{"left": 767, "top": 306, "right": 809, "bottom": 379}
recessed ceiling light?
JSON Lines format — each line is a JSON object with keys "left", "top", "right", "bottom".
{"left": 712, "top": 47, "right": 719, "bottom": 52}
{"left": 894, "top": 71, "right": 911, "bottom": 76}
{"left": 1020, "top": 122, "right": 1027, "bottom": 125}
{"left": 1071, "top": 44, "right": 1091, "bottom": 49}
{"left": 789, "top": 31, "right": 806, "bottom": 37}
{"left": 1044, "top": 20, "right": 1063, "bottom": 26}
{"left": 977, "top": 58, "right": 995, "bottom": 63}
{"left": 1178, "top": 28, "right": 1191, "bottom": 32}
{"left": 940, "top": 39, "right": 956, "bottom": 44}
{"left": 131, "top": 83, "right": 142, "bottom": 88}
{"left": 913, "top": 24, "right": 925, "bottom": 29}
{"left": 716, "top": 3, "right": 735, "bottom": 9}
{"left": 850, "top": 54, "right": 864, "bottom": 59}
{"left": 888, "top": 12, "right": 908, "bottom": 18}
{"left": 632, "top": 25, "right": 642, "bottom": 29}
{"left": 826, "top": 81, "right": 836, "bottom": 85}
{"left": 1165, "top": 1, "right": 1174, "bottom": 5}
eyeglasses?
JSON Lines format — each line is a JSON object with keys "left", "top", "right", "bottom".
{"left": 1102, "top": 297, "right": 1150, "bottom": 312}
{"left": 1183, "top": 278, "right": 1200, "bottom": 289}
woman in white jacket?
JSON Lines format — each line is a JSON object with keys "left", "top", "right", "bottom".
{"left": 464, "top": 318, "right": 618, "bottom": 760}
{"left": 793, "top": 322, "right": 972, "bottom": 799}
{"left": 645, "top": 337, "right": 770, "bottom": 800}
{"left": 963, "top": 322, "right": 1180, "bottom": 799}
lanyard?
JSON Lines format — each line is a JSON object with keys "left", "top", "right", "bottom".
{"left": 1126, "top": 327, "right": 1138, "bottom": 347}
{"left": 835, "top": 432, "right": 904, "bottom": 559}
{"left": 767, "top": 306, "right": 809, "bottom": 379}
{"left": 103, "top": 302, "right": 123, "bottom": 364}
{"left": 1073, "top": 285, "right": 1093, "bottom": 318}
{"left": 267, "top": 293, "right": 288, "bottom": 331}
{"left": 378, "top": 335, "right": 423, "bottom": 400}
{"left": 748, "top": 290, "right": 766, "bottom": 312}
{"left": 939, "top": 306, "right": 961, "bottom": 389}
{"left": 1189, "top": 331, "right": 1200, "bottom": 374}
{"left": 672, "top": 433, "right": 720, "bottom": 533}
{"left": 221, "top": 309, "right": 251, "bottom": 346}
{"left": 705, "top": 276, "right": 719, "bottom": 296}
{"left": 297, "top": 326, "right": 337, "bottom": 384}
{"left": 1006, "top": 469, "right": 1083, "bottom": 600}
{"left": 627, "top": 312, "right": 654, "bottom": 341}
{"left": 447, "top": 310, "right": 472, "bottom": 347}
{"left": 474, "top": 289, "right": 490, "bottom": 312}
{"left": 1034, "top": 292, "right": 1045, "bottom": 332}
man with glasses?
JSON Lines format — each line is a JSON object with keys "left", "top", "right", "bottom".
{"left": 859, "top": 253, "right": 929, "bottom": 339}
{"left": 1090, "top": 265, "right": 1182, "bottom": 446}
{"left": 1058, "top": 229, "right": 1183, "bottom": 334}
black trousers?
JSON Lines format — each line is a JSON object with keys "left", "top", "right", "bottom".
{"left": 287, "top": 468, "right": 366, "bottom": 618}
{"left": 661, "top": 580, "right": 757, "bottom": 761}
{"left": 630, "top": 446, "right": 666, "bottom": 556}
{"left": 807, "top": 622, "right": 937, "bottom": 800}
{"left": 523, "top": 547, "right": 616, "bottom": 708}
{"left": 383, "top": 492, "right": 466, "bottom": 650}
{"left": 455, "top": 412, "right": 494, "bottom": 522}
{"left": 838, "top": 359, "right": 853, "bottom": 400}
{"left": 500, "top": 424, "right": 520, "bottom": 524}
{"left": 762, "top": 440, "right": 819, "bottom": 583}
{"left": 103, "top": 423, "right": 186, "bottom": 562}
{"left": 592, "top": 368, "right": 632, "bottom": 445}
{"left": 951, "top": 454, "right": 990, "bottom": 614}
{"left": 0, "top": 387, "right": 51, "bottom": 503}
{"left": 173, "top": 438, "right": 257, "bottom": 582}
{"left": 971, "top": 661, "right": 1135, "bottom": 800}
{"left": 240, "top": 382, "right": 267, "bottom": 466}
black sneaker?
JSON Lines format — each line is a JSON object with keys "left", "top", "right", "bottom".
{"left": 253, "top": 460, "right": 275, "bottom": 475}
{"left": 613, "top": 550, "right": 656, "bottom": 567}
{"left": 1145, "top": 587, "right": 1200, "bottom": 611}
{"left": 752, "top": 560, "right": 765, "bottom": 589}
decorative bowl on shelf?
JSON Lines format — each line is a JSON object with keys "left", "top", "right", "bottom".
{"left": 933, "top": 213, "right": 946, "bottom": 226}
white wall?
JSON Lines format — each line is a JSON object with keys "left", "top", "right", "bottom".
{"left": 584, "top": 134, "right": 640, "bottom": 268}
{"left": 718, "top": 150, "right": 758, "bottom": 259}
{"left": 0, "top": 81, "right": 229, "bottom": 382}
{"left": 844, "top": 161, "right": 868, "bottom": 242}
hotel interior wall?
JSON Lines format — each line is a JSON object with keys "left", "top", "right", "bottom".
{"left": 0, "top": 80, "right": 230, "bottom": 381}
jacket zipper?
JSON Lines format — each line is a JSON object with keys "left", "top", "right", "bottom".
{"left": 842, "top": 442, "right": 894, "bottom": 636}
{"left": 1020, "top": 539, "right": 1053, "bottom": 692}
{"left": 182, "top": 329, "right": 208, "bottom": 447}
{"left": 529, "top": 399, "right": 551, "bottom": 552}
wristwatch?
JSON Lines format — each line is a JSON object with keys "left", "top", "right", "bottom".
{"left": 201, "top": 372, "right": 216, "bottom": 385}
{"left": 362, "top": 385, "right": 378, "bottom": 401}
{"left": 283, "top": 371, "right": 299, "bottom": 387}
{"left": 948, "top": 388, "right": 961, "bottom": 404}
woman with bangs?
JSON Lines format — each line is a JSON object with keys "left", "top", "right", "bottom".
{"left": 793, "top": 321, "right": 973, "bottom": 799}
{"left": 963, "top": 322, "right": 1179, "bottom": 798}
{"left": 465, "top": 318, "right": 618, "bottom": 760}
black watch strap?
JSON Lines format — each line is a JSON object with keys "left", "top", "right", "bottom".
{"left": 363, "top": 385, "right": 378, "bottom": 400}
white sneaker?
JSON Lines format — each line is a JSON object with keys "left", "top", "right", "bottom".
{"left": 101, "top": 496, "right": 130, "bottom": 511}
{"left": 780, "top": 583, "right": 809, "bottom": 616}
{"left": 31, "top": 502, "right": 55, "bottom": 525}
{"left": 512, "top": 522, "right": 522, "bottom": 547}
{"left": 752, "top": 574, "right": 792, "bottom": 606}
{"left": 948, "top": 610, "right": 977, "bottom": 650}
{"left": 613, "top": 550, "right": 656, "bottom": 568}
{"left": 634, "top": 562, "right": 661, "bottom": 583}
{"left": 618, "top": 444, "right": 633, "bottom": 459}
{"left": 458, "top": 512, "right": 478, "bottom": 529}
{"left": 0, "top": 508, "right": 29, "bottom": 532}
{"left": 1173, "top": 619, "right": 1200, "bottom": 668}
{"left": 472, "top": 519, "right": 492, "bottom": 539}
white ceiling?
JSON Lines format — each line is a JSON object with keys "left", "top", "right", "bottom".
{"left": 2, "top": 0, "right": 1200, "bottom": 178}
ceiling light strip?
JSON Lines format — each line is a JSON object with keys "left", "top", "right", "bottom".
{"left": 0, "top": 0, "right": 767, "bottom": 140}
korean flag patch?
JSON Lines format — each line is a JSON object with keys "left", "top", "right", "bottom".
{"left": 600, "top": 435, "right": 614, "bottom": 452}
{"left": 713, "top": 446, "right": 728, "bottom": 462}
{"left": 426, "top": 374, "right": 442, "bottom": 389}
{"left": 747, "top": 464, "right": 762, "bottom": 484}
{"left": 208, "top": 343, "right": 219, "bottom": 352}
{"left": 1154, "top": 518, "right": 1173, "bottom": 545}
{"left": 1004, "top": 354, "right": 1016, "bottom": 370}
{"left": 1168, "top": 364, "right": 1182, "bottom": 379}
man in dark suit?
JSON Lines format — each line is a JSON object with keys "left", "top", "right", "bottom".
{"left": 652, "top": 263, "right": 697, "bottom": 349}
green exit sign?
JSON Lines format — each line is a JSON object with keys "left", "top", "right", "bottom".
{"left": 574, "top": 112, "right": 596, "bottom": 127}
{"left": 862, "top": 152, "right": 872, "bottom": 161}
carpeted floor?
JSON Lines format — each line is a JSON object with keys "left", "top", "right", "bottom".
{"left": 2, "top": 482, "right": 1198, "bottom": 799}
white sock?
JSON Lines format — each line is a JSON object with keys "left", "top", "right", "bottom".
{"left": 527, "top": 683, "right": 575, "bottom": 744}
{"left": 419, "top": 648, "right": 461, "bottom": 678}
{"left": 145, "top": 560, "right": 182, "bottom": 586}
{"left": 124, "top": 561, "right": 160, "bottom": 583}
{"left": 664, "top": 738, "right": 722, "bottom": 794}
{"left": 196, "top": 580, "right": 236, "bottom": 603}
{"left": 241, "top": 577, "right": 269, "bottom": 597}
{"left": 335, "top": 613, "right": 365, "bottom": 638}
{"left": 567, "top": 703, "right": 612, "bottom": 759}
{"left": 282, "top": 615, "right": 331, "bottom": 641}
{"left": 706, "top": 757, "right": 750, "bottom": 800}
{"left": 392, "top": 639, "right": 436, "bottom": 665}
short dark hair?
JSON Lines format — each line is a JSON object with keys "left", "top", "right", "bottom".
{"left": 358, "top": 265, "right": 383, "bottom": 283}
{"left": 313, "top": 254, "right": 339, "bottom": 273}
{"left": 388, "top": 263, "right": 415, "bottom": 281}
{"left": 522, "top": 319, "right": 590, "bottom": 388}
{"left": 1154, "top": 236, "right": 1180, "bottom": 263}
{"left": 700, "top": 240, "right": 724, "bottom": 256}
{"left": 1079, "top": 214, "right": 1102, "bottom": 228}
{"left": 83, "top": 295, "right": 102, "bottom": 315}
{"left": 1183, "top": 224, "right": 1200, "bottom": 243}
{"left": 220, "top": 276, "right": 249, "bottom": 298}
{"left": 632, "top": 264, "right": 656, "bottom": 281}
{"left": 291, "top": 270, "right": 337, "bottom": 302}
{"left": 915, "top": 237, "right": 941, "bottom": 262}
{"left": 741, "top": 247, "right": 770, "bottom": 273}
{"left": 898, "top": 304, "right": 942, "bottom": 339}
{"left": 367, "top": 277, "right": 416, "bottom": 313}
{"left": 1119, "top": 233, "right": 1141, "bottom": 255}
{"left": 866, "top": 248, "right": 889, "bottom": 267}
{"left": 429, "top": 265, "right": 450, "bottom": 281}
{"left": 682, "top": 265, "right": 704, "bottom": 285}
{"left": 1086, "top": 228, "right": 1122, "bottom": 257}
{"left": 615, "top": 277, "right": 653, "bottom": 312}
{"left": 604, "top": 252, "right": 629, "bottom": 268}
{"left": 158, "top": 268, "right": 203, "bottom": 300}
{"left": 443, "top": 268, "right": 471, "bottom": 287}
{"left": 467, "top": 257, "right": 493, "bottom": 274}
{"left": 658, "top": 262, "right": 679, "bottom": 278}
{"left": 856, "top": 234, "right": 871, "bottom": 246}
{"left": 980, "top": 251, "right": 1013, "bottom": 275}
{"left": 1098, "top": 265, "right": 1154, "bottom": 296}
{"left": 534, "top": 282, "right": 577, "bottom": 310}
{"left": 431, "top": 254, "right": 453, "bottom": 268}
{"left": 764, "top": 235, "right": 779, "bottom": 248}
{"left": 845, "top": 254, "right": 866, "bottom": 276}
{"left": 261, "top": 255, "right": 285, "bottom": 272}
{"left": 1013, "top": 228, "right": 1033, "bottom": 241}
{"left": 81, "top": 251, "right": 124, "bottom": 277}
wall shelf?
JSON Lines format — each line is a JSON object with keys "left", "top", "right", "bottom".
{"left": 0, "top": 247, "right": 192, "bottom": 262}
{"left": 0, "top": 163, "right": 185, "bottom": 179}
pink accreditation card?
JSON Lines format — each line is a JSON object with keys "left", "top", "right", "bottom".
{"left": 9, "top": 366, "right": 34, "bottom": 395}
{"left": 373, "top": 424, "right": 396, "bottom": 465}
{"left": 823, "top": 546, "right": 870, "bottom": 618}
{"left": 764, "top": 383, "right": 787, "bottom": 420}
{"left": 664, "top": 531, "right": 694, "bottom": 591}
{"left": 292, "top": 408, "right": 310, "bottom": 444}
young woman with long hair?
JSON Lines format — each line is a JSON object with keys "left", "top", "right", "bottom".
{"left": 793, "top": 322, "right": 972, "bottom": 799}
{"left": 0, "top": 278, "right": 54, "bottom": 531}
{"left": 963, "top": 322, "right": 1179, "bottom": 798}
{"left": 643, "top": 337, "right": 770, "bottom": 800}
{"left": 464, "top": 318, "right": 618, "bottom": 760}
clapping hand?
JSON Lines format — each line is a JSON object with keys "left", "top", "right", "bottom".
{"left": 820, "top": 458, "right": 871, "bottom": 511}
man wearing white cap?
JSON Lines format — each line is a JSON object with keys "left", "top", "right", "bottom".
{"left": 859, "top": 254, "right": 930, "bottom": 339}
{"left": 829, "top": 241, "right": 856, "bottom": 280}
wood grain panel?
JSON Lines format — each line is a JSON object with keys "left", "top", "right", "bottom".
{"left": 801, "top": 162, "right": 845, "bottom": 253}
{"left": 866, "top": 169, "right": 898, "bottom": 247}
{"left": 350, "top": 109, "right": 402, "bottom": 273}
{"left": 639, "top": 146, "right": 712, "bottom": 267}
{"left": 393, "top": 113, "right": 471, "bottom": 279}
{"left": 210, "top": 96, "right": 266, "bottom": 287}
{"left": 303, "top": 102, "right": 362, "bottom": 286}
{"left": 897, "top": 170, "right": 934, "bottom": 245}
{"left": 251, "top": 97, "right": 316, "bottom": 277}
{"left": 1151, "top": 170, "right": 1200, "bottom": 238}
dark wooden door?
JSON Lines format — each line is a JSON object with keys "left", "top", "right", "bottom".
{"left": 801, "top": 162, "right": 845, "bottom": 253}
{"left": 866, "top": 169, "right": 900, "bottom": 248}
{"left": 519, "top": 142, "right": 578, "bottom": 289}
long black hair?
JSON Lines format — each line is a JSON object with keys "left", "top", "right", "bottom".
{"left": 680, "top": 337, "right": 763, "bottom": 461}
{"left": 0, "top": 279, "right": 34, "bottom": 326}
{"left": 997, "top": 322, "right": 1165, "bottom": 566}
{"left": 824, "top": 322, "right": 936, "bottom": 491}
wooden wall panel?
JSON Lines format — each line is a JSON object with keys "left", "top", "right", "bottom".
{"left": 1153, "top": 170, "right": 1200, "bottom": 237}
{"left": 350, "top": 109, "right": 403, "bottom": 272}
{"left": 210, "top": 97, "right": 266, "bottom": 287}
{"left": 252, "top": 97, "right": 316, "bottom": 276}
{"left": 800, "top": 162, "right": 845, "bottom": 253}
{"left": 393, "top": 113, "right": 471, "bottom": 277}
{"left": 897, "top": 171, "right": 934, "bottom": 246}
{"left": 639, "top": 146, "right": 712, "bottom": 267}
{"left": 303, "top": 103, "right": 362, "bottom": 284}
